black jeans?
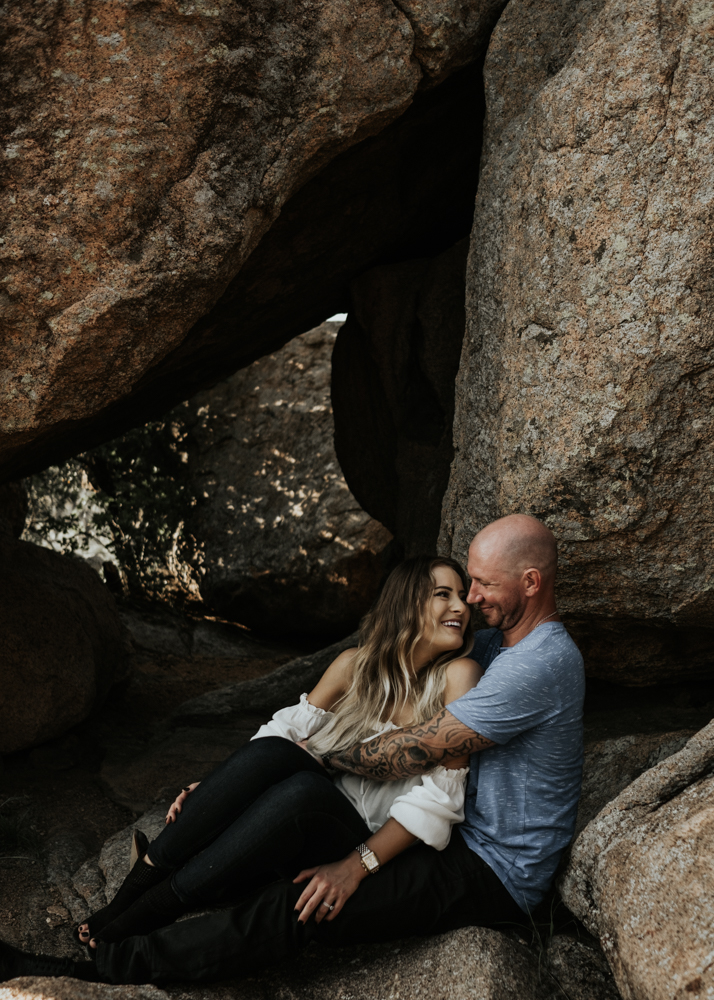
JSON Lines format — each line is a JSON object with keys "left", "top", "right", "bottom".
{"left": 96, "top": 739, "right": 524, "bottom": 985}
{"left": 147, "top": 737, "right": 368, "bottom": 907}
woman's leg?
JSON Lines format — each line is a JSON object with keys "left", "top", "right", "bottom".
{"left": 95, "top": 770, "right": 370, "bottom": 941}
{"left": 173, "top": 769, "right": 370, "bottom": 906}
{"left": 147, "top": 738, "right": 326, "bottom": 870}
{"left": 81, "top": 738, "right": 324, "bottom": 942}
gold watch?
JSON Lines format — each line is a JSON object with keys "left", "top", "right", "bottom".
{"left": 355, "top": 843, "right": 380, "bottom": 874}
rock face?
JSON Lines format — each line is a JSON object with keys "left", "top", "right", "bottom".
{"left": 333, "top": 239, "right": 469, "bottom": 554}
{"left": 0, "top": 530, "right": 131, "bottom": 753}
{"left": 576, "top": 730, "right": 693, "bottom": 837}
{"left": 233, "top": 926, "right": 552, "bottom": 1000}
{"left": 171, "top": 632, "right": 360, "bottom": 727}
{"left": 439, "top": 0, "right": 714, "bottom": 683}
{"left": 560, "top": 720, "right": 714, "bottom": 1000}
{"left": 0, "top": 982, "right": 165, "bottom": 1000}
{"left": 0, "top": 482, "right": 29, "bottom": 539}
{"left": 183, "top": 322, "right": 393, "bottom": 638}
{"left": 101, "top": 634, "right": 360, "bottom": 810}
{"left": 544, "top": 936, "right": 622, "bottom": 1000}
{"left": 0, "top": 0, "right": 504, "bottom": 482}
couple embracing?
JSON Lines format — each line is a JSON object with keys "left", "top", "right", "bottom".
{"left": 1, "top": 513, "right": 585, "bottom": 985}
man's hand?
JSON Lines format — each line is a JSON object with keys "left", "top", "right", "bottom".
{"left": 328, "top": 708, "right": 494, "bottom": 780}
{"left": 293, "top": 851, "right": 367, "bottom": 923}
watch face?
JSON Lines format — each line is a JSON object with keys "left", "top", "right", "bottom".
{"left": 363, "top": 852, "right": 379, "bottom": 871}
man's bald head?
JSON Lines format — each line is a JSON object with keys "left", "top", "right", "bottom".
{"left": 469, "top": 514, "right": 557, "bottom": 582}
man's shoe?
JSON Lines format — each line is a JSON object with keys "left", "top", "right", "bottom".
{"left": 0, "top": 939, "right": 92, "bottom": 981}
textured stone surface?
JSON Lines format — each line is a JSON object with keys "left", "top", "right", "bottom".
{"left": 439, "top": 0, "right": 714, "bottom": 682}
{"left": 576, "top": 730, "right": 693, "bottom": 837}
{"left": 100, "top": 727, "right": 258, "bottom": 813}
{"left": 545, "top": 936, "right": 622, "bottom": 1000}
{"left": 0, "top": 0, "right": 503, "bottom": 481}
{"left": 333, "top": 240, "right": 468, "bottom": 554}
{"left": 0, "top": 534, "right": 130, "bottom": 753}
{"left": 170, "top": 632, "right": 359, "bottom": 727}
{"left": 166, "top": 927, "right": 550, "bottom": 1000}
{"left": 119, "top": 607, "right": 290, "bottom": 663}
{"left": 0, "top": 483, "right": 28, "bottom": 538}
{"left": 0, "top": 981, "right": 166, "bottom": 1000}
{"left": 184, "top": 322, "right": 393, "bottom": 637}
{"left": 560, "top": 720, "right": 714, "bottom": 1000}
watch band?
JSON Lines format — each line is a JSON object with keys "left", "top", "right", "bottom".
{"left": 355, "top": 843, "right": 380, "bottom": 874}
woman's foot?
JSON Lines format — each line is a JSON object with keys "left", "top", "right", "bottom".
{"left": 96, "top": 876, "right": 187, "bottom": 943}
{"left": 76, "top": 852, "right": 169, "bottom": 947}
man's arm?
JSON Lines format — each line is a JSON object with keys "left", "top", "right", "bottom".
{"left": 328, "top": 708, "right": 495, "bottom": 780}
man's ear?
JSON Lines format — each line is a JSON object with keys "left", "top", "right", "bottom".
{"left": 522, "top": 567, "right": 541, "bottom": 596}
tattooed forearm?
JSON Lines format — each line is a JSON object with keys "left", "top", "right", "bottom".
{"left": 328, "top": 709, "right": 494, "bottom": 780}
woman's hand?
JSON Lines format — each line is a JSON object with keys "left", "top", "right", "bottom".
{"left": 165, "top": 782, "right": 200, "bottom": 824}
{"left": 293, "top": 851, "right": 367, "bottom": 923}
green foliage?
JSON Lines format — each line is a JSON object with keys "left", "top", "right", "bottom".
{"left": 24, "top": 413, "right": 202, "bottom": 608}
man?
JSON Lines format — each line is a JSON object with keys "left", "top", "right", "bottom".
{"left": 1, "top": 514, "right": 585, "bottom": 985}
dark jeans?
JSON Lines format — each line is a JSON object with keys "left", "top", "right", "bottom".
{"left": 147, "top": 737, "right": 369, "bottom": 906}
{"left": 96, "top": 739, "right": 524, "bottom": 985}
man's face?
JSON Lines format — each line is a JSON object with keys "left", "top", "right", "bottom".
{"left": 466, "top": 542, "right": 526, "bottom": 632}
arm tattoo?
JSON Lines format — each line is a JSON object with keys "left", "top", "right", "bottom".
{"left": 328, "top": 709, "right": 495, "bottom": 780}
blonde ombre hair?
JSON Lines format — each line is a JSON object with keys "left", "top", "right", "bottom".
{"left": 307, "top": 556, "right": 473, "bottom": 757}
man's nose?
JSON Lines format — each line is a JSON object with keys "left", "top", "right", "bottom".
{"left": 466, "top": 582, "right": 482, "bottom": 605}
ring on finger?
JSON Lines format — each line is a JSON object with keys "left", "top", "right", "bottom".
{"left": 321, "top": 901, "right": 335, "bottom": 911}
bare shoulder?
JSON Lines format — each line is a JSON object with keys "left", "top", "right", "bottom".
{"left": 307, "top": 647, "right": 358, "bottom": 710}
{"left": 325, "top": 647, "right": 359, "bottom": 681}
{"left": 444, "top": 656, "right": 483, "bottom": 704}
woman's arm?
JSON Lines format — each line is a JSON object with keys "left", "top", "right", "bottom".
{"left": 250, "top": 648, "right": 357, "bottom": 744}
{"left": 306, "top": 647, "right": 357, "bottom": 710}
{"left": 293, "top": 817, "right": 417, "bottom": 924}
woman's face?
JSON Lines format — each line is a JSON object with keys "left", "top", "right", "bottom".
{"left": 413, "top": 565, "right": 470, "bottom": 667}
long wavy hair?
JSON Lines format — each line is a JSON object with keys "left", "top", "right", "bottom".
{"left": 307, "top": 556, "right": 473, "bottom": 757}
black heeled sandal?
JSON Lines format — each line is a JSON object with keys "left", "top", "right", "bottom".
{"left": 95, "top": 875, "right": 188, "bottom": 943}
{"left": 76, "top": 829, "right": 168, "bottom": 949}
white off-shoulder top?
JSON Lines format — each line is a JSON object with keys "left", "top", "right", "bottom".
{"left": 251, "top": 694, "right": 468, "bottom": 851}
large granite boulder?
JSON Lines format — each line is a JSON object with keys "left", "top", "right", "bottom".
{"left": 183, "top": 322, "right": 393, "bottom": 637}
{"left": 332, "top": 239, "right": 468, "bottom": 555}
{"left": 439, "top": 0, "right": 714, "bottom": 683}
{"left": 0, "top": 0, "right": 505, "bottom": 482}
{"left": 0, "top": 485, "right": 130, "bottom": 752}
{"left": 575, "top": 730, "right": 694, "bottom": 838}
{"left": 560, "top": 720, "right": 714, "bottom": 1000}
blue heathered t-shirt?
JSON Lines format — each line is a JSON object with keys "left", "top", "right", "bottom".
{"left": 448, "top": 622, "right": 585, "bottom": 913}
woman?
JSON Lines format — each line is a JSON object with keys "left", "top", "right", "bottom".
{"left": 76, "top": 556, "right": 481, "bottom": 949}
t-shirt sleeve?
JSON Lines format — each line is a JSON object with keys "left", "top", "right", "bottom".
{"left": 447, "top": 654, "right": 560, "bottom": 745}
